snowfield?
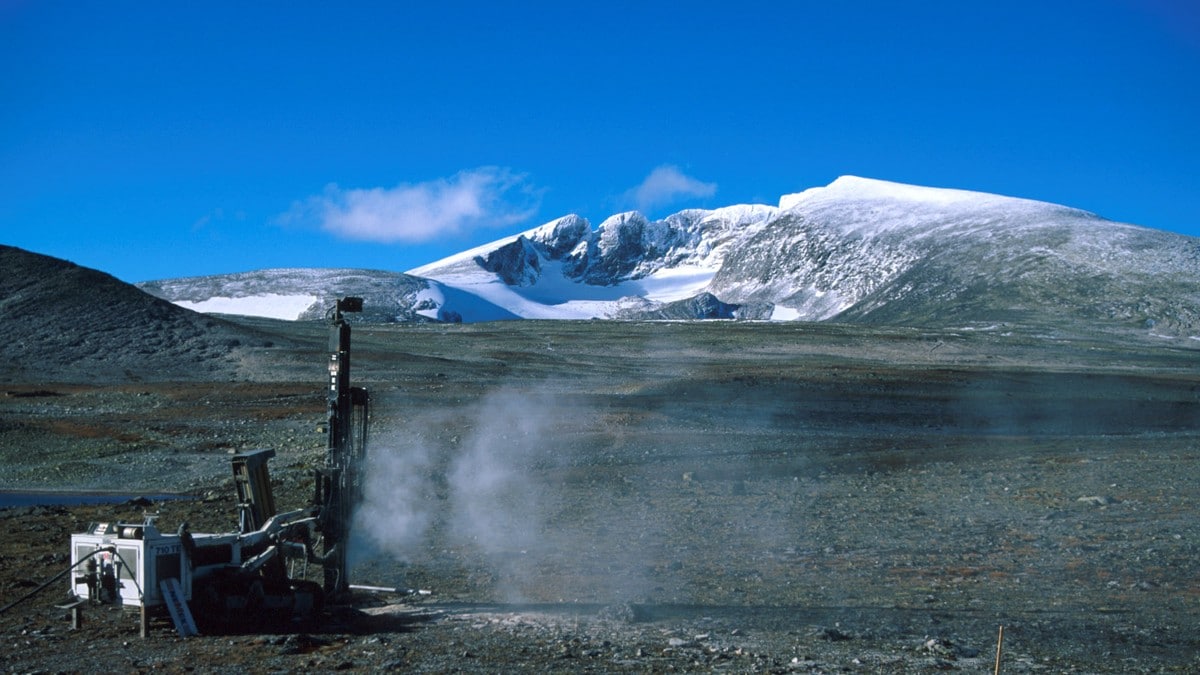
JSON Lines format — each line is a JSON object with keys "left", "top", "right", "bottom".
{"left": 174, "top": 293, "right": 319, "bottom": 320}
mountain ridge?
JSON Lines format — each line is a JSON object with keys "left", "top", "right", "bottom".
{"left": 126, "top": 176, "right": 1200, "bottom": 336}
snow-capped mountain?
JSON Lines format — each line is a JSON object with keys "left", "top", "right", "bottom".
{"left": 137, "top": 176, "right": 1200, "bottom": 335}
{"left": 404, "top": 203, "right": 780, "bottom": 321}
{"left": 731, "top": 176, "right": 1200, "bottom": 332}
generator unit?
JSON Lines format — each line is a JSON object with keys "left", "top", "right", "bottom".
{"left": 69, "top": 517, "right": 189, "bottom": 608}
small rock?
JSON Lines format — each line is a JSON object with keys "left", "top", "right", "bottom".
{"left": 919, "top": 637, "right": 956, "bottom": 657}
{"left": 597, "top": 602, "right": 646, "bottom": 623}
{"left": 819, "top": 626, "right": 853, "bottom": 642}
{"left": 279, "top": 633, "right": 330, "bottom": 655}
{"left": 918, "top": 636, "right": 978, "bottom": 659}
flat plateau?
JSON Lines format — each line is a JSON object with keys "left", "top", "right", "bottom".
{"left": 2, "top": 320, "right": 1197, "bottom": 672}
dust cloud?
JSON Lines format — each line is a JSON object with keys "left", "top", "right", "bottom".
{"left": 349, "top": 385, "right": 589, "bottom": 600}
{"left": 346, "top": 374, "right": 811, "bottom": 605}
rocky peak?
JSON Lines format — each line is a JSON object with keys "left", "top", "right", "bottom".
{"left": 475, "top": 236, "right": 543, "bottom": 287}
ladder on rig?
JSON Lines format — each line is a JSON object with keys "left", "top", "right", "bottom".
{"left": 159, "top": 578, "right": 199, "bottom": 637}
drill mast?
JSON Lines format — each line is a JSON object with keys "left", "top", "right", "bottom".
{"left": 316, "top": 296, "right": 369, "bottom": 599}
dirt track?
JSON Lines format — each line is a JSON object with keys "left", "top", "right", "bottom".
{"left": 2, "top": 320, "right": 1198, "bottom": 672}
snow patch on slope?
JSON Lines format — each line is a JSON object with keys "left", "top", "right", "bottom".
{"left": 175, "top": 294, "right": 319, "bottom": 320}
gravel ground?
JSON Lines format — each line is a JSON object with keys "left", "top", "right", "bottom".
{"left": 2, "top": 320, "right": 1198, "bottom": 672}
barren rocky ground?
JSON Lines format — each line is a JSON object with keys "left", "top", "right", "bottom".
{"left": 2, "top": 319, "right": 1199, "bottom": 672}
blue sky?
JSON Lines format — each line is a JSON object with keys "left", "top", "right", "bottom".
{"left": 2, "top": 1, "right": 1197, "bottom": 282}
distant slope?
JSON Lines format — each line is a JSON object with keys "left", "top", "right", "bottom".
{"left": 136, "top": 177, "right": 1200, "bottom": 336}
{"left": 0, "top": 246, "right": 276, "bottom": 382}
{"left": 138, "top": 268, "right": 516, "bottom": 323}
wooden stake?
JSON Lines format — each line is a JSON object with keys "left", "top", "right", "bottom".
{"left": 993, "top": 625, "right": 1005, "bottom": 675}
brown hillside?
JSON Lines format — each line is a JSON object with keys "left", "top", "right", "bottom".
{"left": 0, "top": 245, "right": 272, "bottom": 383}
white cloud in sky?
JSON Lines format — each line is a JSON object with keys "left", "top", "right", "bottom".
{"left": 285, "top": 167, "right": 541, "bottom": 243}
{"left": 625, "top": 165, "right": 717, "bottom": 212}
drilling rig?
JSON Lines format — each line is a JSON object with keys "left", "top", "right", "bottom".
{"left": 314, "top": 295, "right": 369, "bottom": 601}
{"left": 66, "top": 297, "right": 370, "bottom": 633}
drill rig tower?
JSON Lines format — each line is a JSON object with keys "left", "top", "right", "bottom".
{"left": 315, "top": 296, "right": 369, "bottom": 600}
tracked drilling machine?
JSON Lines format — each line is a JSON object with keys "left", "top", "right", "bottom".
{"left": 65, "top": 297, "right": 370, "bottom": 634}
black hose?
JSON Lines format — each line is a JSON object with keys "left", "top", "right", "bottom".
{"left": 0, "top": 546, "right": 143, "bottom": 615}
{"left": 108, "top": 548, "right": 145, "bottom": 600}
